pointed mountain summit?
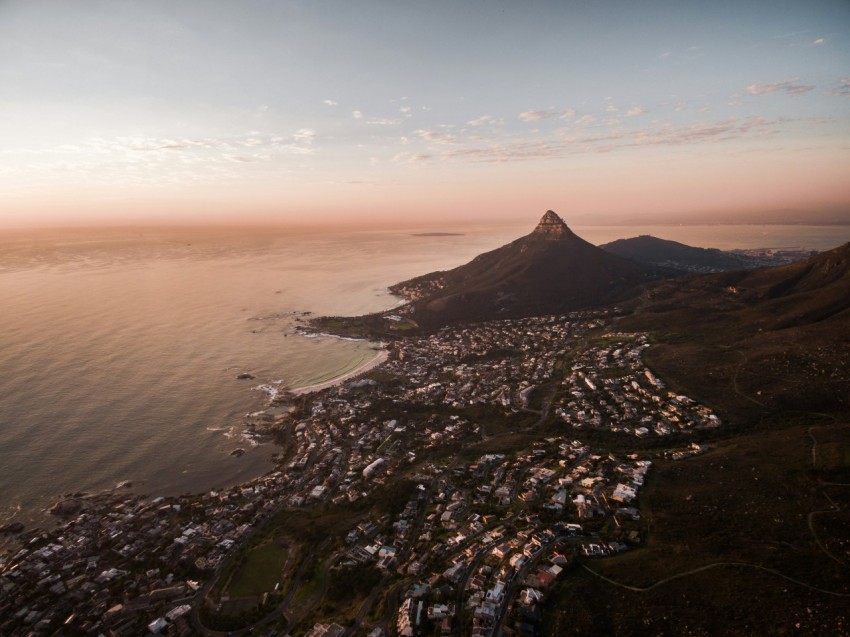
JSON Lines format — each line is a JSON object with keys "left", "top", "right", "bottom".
{"left": 390, "top": 210, "right": 656, "bottom": 328}
{"left": 533, "top": 210, "right": 573, "bottom": 239}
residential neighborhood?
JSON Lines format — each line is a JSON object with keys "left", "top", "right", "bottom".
{"left": 0, "top": 310, "right": 718, "bottom": 637}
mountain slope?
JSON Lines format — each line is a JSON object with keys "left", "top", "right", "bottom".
{"left": 391, "top": 211, "right": 656, "bottom": 328}
{"left": 621, "top": 241, "right": 850, "bottom": 418}
{"left": 601, "top": 235, "right": 755, "bottom": 272}
{"left": 559, "top": 245, "right": 850, "bottom": 636}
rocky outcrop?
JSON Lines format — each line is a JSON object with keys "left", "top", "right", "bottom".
{"left": 0, "top": 522, "right": 24, "bottom": 534}
{"left": 532, "top": 210, "right": 573, "bottom": 239}
{"left": 50, "top": 498, "right": 83, "bottom": 517}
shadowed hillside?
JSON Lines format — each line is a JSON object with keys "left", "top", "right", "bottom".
{"left": 601, "top": 234, "right": 758, "bottom": 273}
{"left": 620, "top": 242, "right": 850, "bottom": 421}
{"left": 546, "top": 244, "right": 850, "bottom": 637}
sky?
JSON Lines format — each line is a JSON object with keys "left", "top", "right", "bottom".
{"left": 0, "top": 0, "right": 848, "bottom": 228}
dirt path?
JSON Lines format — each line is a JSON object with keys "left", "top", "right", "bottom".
{"left": 806, "top": 425, "right": 849, "bottom": 567}
{"left": 582, "top": 561, "right": 850, "bottom": 597}
{"left": 584, "top": 422, "right": 849, "bottom": 598}
{"left": 729, "top": 349, "right": 768, "bottom": 407}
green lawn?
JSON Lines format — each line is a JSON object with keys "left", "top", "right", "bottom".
{"left": 226, "top": 541, "right": 288, "bottom": 598}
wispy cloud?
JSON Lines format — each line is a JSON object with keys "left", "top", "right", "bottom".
{"left": 829, "top": 77, "right": 850, "bottom": 97}
{"left": 0, "top": 127, "right": 326, "bottom": 191}
{"left": 322, "top": 99, "right": 338, "bottom": 106}
{"left": 416, "top": 129, "right": 458, "bottom": 145}
{"left": 352, "top": 110, "right": 363, "bottom": 119}
{"left": 122, "top": 137, "right": 214, "bottom": 152}
{"left": 443, "top": 140, "right": 561, "bottom": 163}
{"left": 518, "top": 109, "right": 558, "bottom": 122}
{"left": 5, "top": 130, "right": 322, "bottom": 161}
{"left": 518, "top": 108, "right": 577, "bottom": 122}
{"left": 746, "top": 78, "right": 814, "bottom": 96}
{"left": 393, "top": 152, "right": 432, "bottom": 164}
{"left": 435, "top": 116, "right": 776, "bottom": 163}
{"left": 467, "top": 115, "right": 503, "bottom": 127}
{"left": 4, "top": 131, "right": 319, "bottom": 183}
{"left": 221, "top": 154, "right": 253, "bottom": 163}
{"left": 366, "top": 117, "right": 401, "bottom": 126}
{"left": 292, "top": 129, "right": 316, "bottom": 144}
{"left": 626, "top": 106, "right": 648, "bottom": 117}
{"left": 637, "top": 116, "right": 769, "bottom": 145}
{"left": 812, "top": 38, "right": 825, "bottom": 46}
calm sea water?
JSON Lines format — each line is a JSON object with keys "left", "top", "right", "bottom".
{"left": 1, "top": 222, "right": 848, "bottom": 529}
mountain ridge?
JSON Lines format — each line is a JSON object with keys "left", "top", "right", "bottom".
{"left": 600, "top": 234, "right": 817, "bottom": 273}
{"left": 601, "top": 234, "right": 756, "bottom": 272}
{"left": 620, "top": 240, "right": 850, "bottom": 416}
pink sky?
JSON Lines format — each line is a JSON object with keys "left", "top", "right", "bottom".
{"left": 1, "top": 1, "right": 848, "bottom": 229}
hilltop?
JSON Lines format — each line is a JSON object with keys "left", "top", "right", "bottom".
{"left": 601, "top": 234, "right": 757, "bottom": 273}
{"left": 601, "top": 234, "right": 817, "bottom": 273}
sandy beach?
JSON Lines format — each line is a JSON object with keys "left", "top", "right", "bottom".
{"left": 291, "top": 347, "right": 389, "bottom": 396}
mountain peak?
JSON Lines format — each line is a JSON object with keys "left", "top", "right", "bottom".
{"left": 533, "top": 210, "right": 571, "bottom": 238}
{"left": 390, "top": 209, "right": 653, "bottom": 327}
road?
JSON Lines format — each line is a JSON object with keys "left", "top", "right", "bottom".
{"left": 491, "top": 537, "right": 554, "bottom": 637}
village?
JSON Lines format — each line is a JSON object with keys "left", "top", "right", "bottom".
{"left": 0, "top": 310, "right": 717, "bottom": 637}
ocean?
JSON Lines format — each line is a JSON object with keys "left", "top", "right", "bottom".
{"left": 1, "top": 222, "right": 848, "bottom": 531}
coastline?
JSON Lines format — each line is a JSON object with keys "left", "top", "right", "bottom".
{"left": 291, "top": 347, "right": 388, "bottom": 396}
{"left": 0, "top": 346, "right": 390, "bottom": 548}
